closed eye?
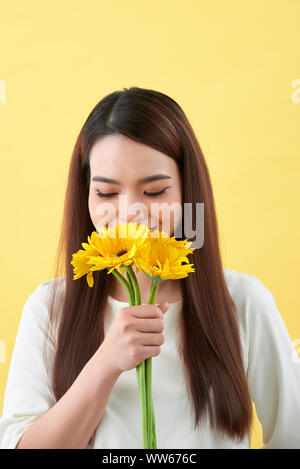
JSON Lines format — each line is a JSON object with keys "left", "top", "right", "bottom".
{"left": 96, "top": 188, "right": 169, "bottom": 198}
{"left": 144, "top": 188, "right": 168, "bottom": 197}
{"left": 96, "top": 191, "right": 118, "bottom": 198}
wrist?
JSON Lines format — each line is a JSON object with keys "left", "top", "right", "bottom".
{"left": 85, "top": 344, "right": 122, "bottom": 386}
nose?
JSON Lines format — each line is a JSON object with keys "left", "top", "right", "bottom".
{"left": 127, "top": 214, "right": 138, "bottom": 223}
{"left": 119, "top": 214, "right": 142, "bottom": 226}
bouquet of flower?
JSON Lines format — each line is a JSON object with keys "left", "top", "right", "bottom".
{"left": 70, "top": 222, "right": 195, "bottom": 448}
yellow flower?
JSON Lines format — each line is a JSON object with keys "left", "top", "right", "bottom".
{"left": 71, "top": 223, "right": 195, "bottom": 287}
{"left": 71, "top": 241, "right": 100, "bottom": 287}
{"left": 88, "top": 222, "right": 150, "bottom": 274}
{"left": 71, "top": 222, "right": 151, "bottom": 286}
{"left": 134, "top": 230, "right": 195, "bottom": 281}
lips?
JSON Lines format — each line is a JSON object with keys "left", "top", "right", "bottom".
{"left": 130, "top": 221, "right": 157, "bottom": 231}
{"left": 96, "top": 221, "right": 157, "bottom": 233}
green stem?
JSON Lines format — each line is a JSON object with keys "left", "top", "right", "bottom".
{"left": 148, "top": 278, "right": 158, "bottom": 304}
{"left": 126, "top": 264, "right": 141, "bottom": 305}
{"left": 147, "top": 278, "right": 159, "bottom": 449}
{"left": 125, "top": 265, "right": 149, "bottom": 448}
{"left": 119, "top": 265, "right": 158, "bottom": 448}
{"left": 112, "top": 267, "right": 149, "bottom": 446}
{"left": 111, "top": 268, "right": 134, "bottom": 306}
{"left": 126, "top": 267, "right": 135, "bottom": 304}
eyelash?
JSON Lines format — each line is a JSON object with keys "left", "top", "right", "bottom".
{"left": 96, "top": 189, "right": 168, "bottom": 198}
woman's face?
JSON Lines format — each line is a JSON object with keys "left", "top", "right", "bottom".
{"left": 88, "top": 134, "right": 182, "bottom": 236}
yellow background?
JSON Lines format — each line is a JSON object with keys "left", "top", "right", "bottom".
{"left": 0, "top": 1, "right": 299, "bottom": 449}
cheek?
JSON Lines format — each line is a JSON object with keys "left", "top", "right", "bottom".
{"left": 89, "top": 195, "right": 118, "bottom": 229}
{"left": 148, "top": 193, "right": 182, "bottom": 232}
{"left": 88, "top": 194, "right": 99, "bottom": 221}
{"left": 162, "top": 191, "right": 182, "bottom": 216}
{"left": 88, "top": 193, "right": 94, "bottom": 219}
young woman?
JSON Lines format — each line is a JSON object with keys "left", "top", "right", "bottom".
{"left": 0, "top": 87, "right": 299, "bottom": 449}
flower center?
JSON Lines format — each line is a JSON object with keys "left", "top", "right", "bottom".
{"left": 117, "top": 250, "right": 127, "bottom": 257}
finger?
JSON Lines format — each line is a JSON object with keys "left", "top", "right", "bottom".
{"left": 134, "top": 317, "right": 165, "bottom": 333}
{"left": 157, "top": 302, "right": 169, "bottom": 314}
{"left": 134, "top": 331, "right": 164, "bottom": 345}
{"left": 127, "top": 304, "right": 165, "bottom": 318}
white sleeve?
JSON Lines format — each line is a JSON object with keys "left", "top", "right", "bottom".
{"left": 244, "top": 276, "right": 300, "bottom": 449}
{"left": 0, "top": 282, "right": 57, "bottom": 449}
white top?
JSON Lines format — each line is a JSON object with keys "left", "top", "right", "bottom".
{"left": 0, "top": 268, "right": 300, "bottom": 449}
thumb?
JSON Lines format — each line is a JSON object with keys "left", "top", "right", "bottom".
{"left": 157, "top": 302, "right": 169, "bottom": 314}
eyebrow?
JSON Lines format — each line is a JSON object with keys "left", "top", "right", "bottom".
{"left": 91, "top": 173, "right": 172, "bottom": 185}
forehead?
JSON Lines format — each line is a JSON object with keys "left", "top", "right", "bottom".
{"left": 88, "top": 134, "right": 179, "bottom": 179}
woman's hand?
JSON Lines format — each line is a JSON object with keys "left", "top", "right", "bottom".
{"left": 101, "top": 302, "right": 169, "bottom": 373}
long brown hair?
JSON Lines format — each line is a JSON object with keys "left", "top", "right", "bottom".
{"left": 44, "top": 87, "right": 253, "bottom": 442}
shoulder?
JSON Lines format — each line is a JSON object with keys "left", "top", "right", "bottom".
{"left": 20, "top": 276, "right": 66, "bottom": 333}
{"left": 223, "top": 268, "right": 279, "bottom": 365}
{"left": 223, "top": 268, "right": 276, "bottom": 326}
{"left": 26, "top": 275, "right": 66, "bottom": 307}
{"left": 223, "top": 268, "right": 275, "bottom": 306}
